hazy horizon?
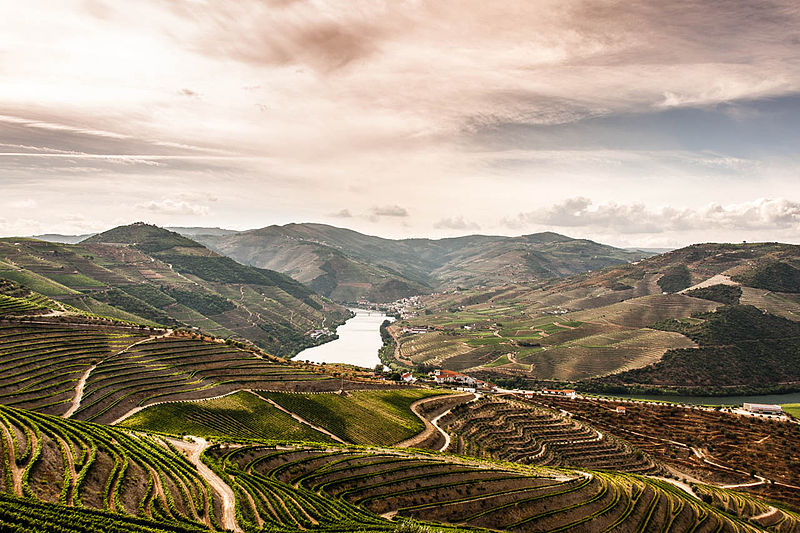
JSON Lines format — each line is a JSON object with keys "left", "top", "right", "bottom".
{"left": 2, "top": 1, "right": 799, "bottom": 248}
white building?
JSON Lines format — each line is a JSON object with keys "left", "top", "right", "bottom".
{"left": 743, "top": 403, "right": 782, "bottom": 415}
{"left": 400, "top": 372, "right": 417, "bottom": 383}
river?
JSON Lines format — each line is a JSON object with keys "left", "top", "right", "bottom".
{"left": 294, "top": 308, "right": 392, "bottom": 369}
{"left": 592, "top": 391, "right": 800, "bottom": 406}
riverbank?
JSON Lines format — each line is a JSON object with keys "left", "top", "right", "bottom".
{"left": 293, "top": 308, "right": 392, "bottom": 369}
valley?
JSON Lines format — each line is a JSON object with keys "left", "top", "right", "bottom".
{"left": 0, "top": 224, "right": 798, "bottom": 532}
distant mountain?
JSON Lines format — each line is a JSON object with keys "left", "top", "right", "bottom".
{"left": 30, "top": 233, "right": 96, "bottom": 244}
{"left": 0, "top": 223, "right": 350, "bottom": 356}
{"left": 188, "top": 223, "right": 648, "bottom": 302}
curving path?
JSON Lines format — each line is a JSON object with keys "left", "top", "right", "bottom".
{"left": 167, "top": 435, "right": 241, "bottom": 533}
{"left": 394, "top": 393, "right": 474, "bottom": 449}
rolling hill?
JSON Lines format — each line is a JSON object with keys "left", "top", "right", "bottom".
{"left": 0, "top": 223, "right": 351, "bottom": 356}
{"left": 393, "top": 241, "right": 800, "bottom": 393}
{"left": 187, "top": 223, "right": 648, "bottom": 302}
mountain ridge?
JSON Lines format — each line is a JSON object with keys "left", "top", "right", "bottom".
{"left": 187, "top": 223, "right": 649, "bottom": 302}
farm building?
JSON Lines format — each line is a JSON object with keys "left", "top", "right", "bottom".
{"left": 743, "top": 403, "right": 782, "bottom": 415}
{"left": 400, "top": 372, "right": 417, "bottom": 383}
{"left": 542, "top": 389, "right": 578, "bottom": 399}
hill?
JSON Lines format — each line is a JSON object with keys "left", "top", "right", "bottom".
{"left": 391, "top": 241, "right": 800, "bottom": 392}
{"left": 0, "top": 223, "right": 351, "bottom": 356}
{"left": 188, "top": 223, "right": 648, "bottom": 302}
{"left": 593, "top": 305, "right": 800, "bottom": 393}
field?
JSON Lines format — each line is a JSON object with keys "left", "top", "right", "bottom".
{"left": 258, "top": 389, "right": 451, "bottom": 446}
{"left": 395, "top": 294, "right": 707, "bottom": 380}
{"left": 72, "top": 335, "right": 340, "bottom": 424}
{"left": 205, "top": 443, "right": 762, "bottom": 533}
{"left": 0, "top": 316, "right": 401, "bottom": 426}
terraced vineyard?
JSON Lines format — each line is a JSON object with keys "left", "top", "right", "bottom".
{"left": 205, "top": 443, "right": 764, "bottom": 532}
{"left": 0, "top": 403, "right": 221, "bottom": 530}
{"left": 73, "top": 336, "right": 341, "bottom": 425}
{"left": 0, "top": 322, "right": 148, "bottom": 416}
{"left": 533, "top": 395, "right": 800, "bottom": 508}
{"left": 440, "top": 396, "right": 658, "bottom": 474}
{"left": 693, "top": 484, "right": 800, "bottom": 532}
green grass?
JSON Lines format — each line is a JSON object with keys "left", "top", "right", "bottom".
{"left": 783, "top": 403, "right": 800, "bottom": 418}
{"left": 120, "top": 390, "right": 333, "bottom": 442}
{"left": 259, "top": 389, "right": 451, "bottom": 446}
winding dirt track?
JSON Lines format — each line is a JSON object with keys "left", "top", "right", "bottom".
{"left": 167, "top": 436, "right": 241, "bottom": 533}
{"left": 395, "top": 392, "right": 476, "bottom": 451}
{"left": 64, "top": 330, "right": 173, "bottom": 419}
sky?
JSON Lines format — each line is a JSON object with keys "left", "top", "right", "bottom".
{"left": 1, "top": 0, "right": 799, "bottom": 248}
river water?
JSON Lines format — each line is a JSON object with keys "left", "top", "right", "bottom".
{"left": 594, "top": 391, "right": 800, "bottom": 406}
{"left": 293, "top": 308, "right": 392, "bottom": 369}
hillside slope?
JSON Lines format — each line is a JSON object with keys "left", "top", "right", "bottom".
{"left": 394, "top": 242, "right": 800, "bottom": 391}
{"left": 0, "top": 223, "right": 350, "bottom": 356}
{"left": 190, "top": 223, "right": 647, "bottom": 302}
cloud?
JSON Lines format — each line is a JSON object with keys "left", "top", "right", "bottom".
{"left": 370, "top": 205, "right": 409, "bottom": 217}
{"left": 7, "top": 199, "right": 37, "bottom": 209}
{"left": 504, "top": 198, "right": 800, "bottom": 234}
{"left": 328, "top": 208, "right": 352, "bottom": 218}
{"left": 136, "top": 199, "right": 210, "bottom": 216}
{"left": 433, "top": 216, "right": 480, "bottom": 230}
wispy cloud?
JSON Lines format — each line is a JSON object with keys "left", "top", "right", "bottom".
{"left": 434, "top": 216, "right": 480, "bottom": 231}
{"left": 504, "top": 198, "right": 800, "bottom": 234}
{"left": 136, "top": 199, "right": 211, "bottom": 216}
{"left": 371, "top": 205, "right": 409, "bottom": 217}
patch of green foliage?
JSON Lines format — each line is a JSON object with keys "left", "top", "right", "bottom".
{"left": 685, "top": 284, "right": 742, "bottom": 305}
{"left": 657, "top": 265, "right": 692, "bottom": 293}
{"left": 161, "top": 255, "right": 321, "bottom": 309}
{"left": 732, "top": 261, "right": 800, "bottom": 293}
{"left": 162, "top": 287, "right": 235, "bottom": 315}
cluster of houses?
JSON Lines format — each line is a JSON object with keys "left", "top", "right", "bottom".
{"left": 355, "top": 295, "right": 423, "bottom": 319}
